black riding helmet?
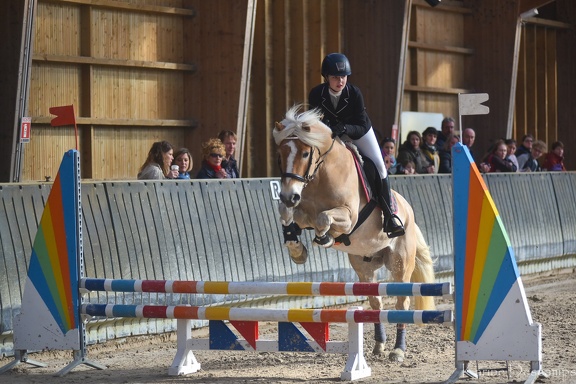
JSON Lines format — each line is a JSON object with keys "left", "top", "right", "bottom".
{"left": 321, "top": 53, "right": 352, "bottom": 77}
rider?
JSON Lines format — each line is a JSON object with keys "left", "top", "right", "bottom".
{"left": 308, "top": 53, "right": 405, "bottom": 238}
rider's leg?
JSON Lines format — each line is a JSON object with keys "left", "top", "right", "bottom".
{"left": 353, "top": 128, "right": 405, "bottom": 238}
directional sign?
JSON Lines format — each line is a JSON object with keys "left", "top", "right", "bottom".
{"left": 458, "top": 93, "right": 489, "bottom": 116}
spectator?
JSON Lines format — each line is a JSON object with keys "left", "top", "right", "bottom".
{"left": 438, "top": 134, "right": 460, "bottom": 174}
{"left": 196, "top": 138, "right": 228, "bottom": 179}
{"left": 542, "top": 141, "right": 566, "bottom": 171}
{"left": 309, "top": 53, "right": 403, "bottom": 237}
{"left": 515, "top": 134, "right": 534, "bottom": 158}
{"left": 381, "top": 137, "right": 403, "bottom": 175}
{"left": 172, "top": 148, "right": 193, "bottom": 179}
{"left": 137, "top": 141, "right": 178, "bottom": 180}
{"left": 462, "top": 128, "right": 489, "bottom": 172}
{"left": 436, "top": 117, "right": 455, "bottom": 149}
{"left": 480, "top": 139, "right": 517, "bottom": 173}
{"left": 505, "top": 139, "right": 520, "bottom": 172}
{"left": 420, "top": 127, "right": 439, "bottom": 174}
{"left": 397, "top": 131, "right": 429, "bottom": 174}
{"left": 384, "top": 155, "right": 393, "bottom": 171}
{"left": 218, "top": 130, "right": 240, "bottom": 178}
{"left": 402, "top": 160, "right": 416, "bottom": 175}
{"left": 517, "top": 140, "right": 546, "bottom": 172}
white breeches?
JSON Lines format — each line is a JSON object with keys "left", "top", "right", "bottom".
{"left": 353, "top": 128, "right": 387, "bottom": 179}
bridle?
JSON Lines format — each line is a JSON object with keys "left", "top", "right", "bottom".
{"left": 279, "top": 135, "right": 337, "bottom": 186}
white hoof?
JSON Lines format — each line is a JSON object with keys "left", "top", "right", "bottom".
{"left": 372, "top": 342, "right": 385, "bottom": 356}
{"left": 388, "top": 348, "right": 405, "bottom": 362}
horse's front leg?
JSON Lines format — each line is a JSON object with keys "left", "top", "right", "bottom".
{"left": 313, "top": 206, "right": 353, "bottom": 248}
{"left": 279, "top": 202, "right": 308, "bottom": 264}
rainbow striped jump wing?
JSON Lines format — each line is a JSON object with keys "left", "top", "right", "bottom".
{"left": 452, "top": 142, "right": 541, "bottom": 361}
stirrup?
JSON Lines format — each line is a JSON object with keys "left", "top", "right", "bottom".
{"left": 384, "top": 214, "right": 405, "bottom": 238}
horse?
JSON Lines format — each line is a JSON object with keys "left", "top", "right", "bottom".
{"left": 273, "top": 105, "right": 436, "bottom": 362}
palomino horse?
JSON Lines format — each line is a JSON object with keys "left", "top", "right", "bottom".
{"left": 273, "top": 105, "right": 436, "bottom": 362}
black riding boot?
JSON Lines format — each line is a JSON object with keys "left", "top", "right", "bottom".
{"left": 380, "top": 177, "right": 405, "bottom": 238}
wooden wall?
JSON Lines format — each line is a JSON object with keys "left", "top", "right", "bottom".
{"left": 402, "top": 1, "right": 471, "bottom": 125}
{"left": 26, "top": 0, "right": 196, "bottom": 180}
{"left": 247, "top": 0, "right": 343, "bottom": 177}
{"left": 462, "top": 0, "right": 576, "bottom": 169}
{"left": 1, "top": 0, "right": 573, "bottom": 181}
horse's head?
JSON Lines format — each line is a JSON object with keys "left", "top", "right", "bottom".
{"left": 273, "top": 105, "right": 333, "bottom": 207}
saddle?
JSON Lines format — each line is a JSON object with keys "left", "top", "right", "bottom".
{"left": 333, "top": 144, "right": 397, "bottom": 246}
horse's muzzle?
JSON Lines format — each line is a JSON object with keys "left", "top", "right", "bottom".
{"left": 280, "top": 192, "right": 301, "bottom": 208}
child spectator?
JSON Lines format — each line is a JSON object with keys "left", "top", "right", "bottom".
{"left": 403, "top": 161, "right": 416, "bottom": 175}
{"left": 542, "top": 141, "right": 566, "bottom": 171}
{"left": 505, "top": 139, "right": 519, "bottom": 172}
{"left": 517, "top": 140, "right": 546, "bottom": 172}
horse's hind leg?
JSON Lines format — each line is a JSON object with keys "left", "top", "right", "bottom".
{"left": 386, "top": 243, "right": 416, "bottom": 362}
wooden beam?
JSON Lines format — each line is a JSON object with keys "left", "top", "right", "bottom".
{"left": 412, "top": 0, "right": 472, "bottom": 14}
{"left": 518, "top": 0, "right": 555, "bottom": 15}
{"left": 404, "top": 85, "right": 472, "bottom": 94}
{"left": 32, "top": 54, "right": 196, "bottom": 72}
{"left": 32, "top": 117, "right": 196, "bottom": 127}
{"left": 525, "top": 18, "right": 574, "bottom": 29}
{"left": 408, "top": 41, "right": 475, "bottom": 55}
{"left": 41, "top": 0, "right": 196, "bottom": 17}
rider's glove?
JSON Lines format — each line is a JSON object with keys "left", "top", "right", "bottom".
{"left": 331, "top": 122, "right": 347, "bottom": 138}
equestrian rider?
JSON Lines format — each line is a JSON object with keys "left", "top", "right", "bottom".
{"left": 308, "top": 53, "right": 405, "bottom": 238}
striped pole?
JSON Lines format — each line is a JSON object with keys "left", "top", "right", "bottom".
{"left": 82, "top": 304, "right": 453, "bottom": 324}
{"left": 81, "top": 278, "right": 451, "bottom": 297}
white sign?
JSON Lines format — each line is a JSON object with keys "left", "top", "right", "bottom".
{"left": 458, "top": 93, "right": 489, "bottom": 116}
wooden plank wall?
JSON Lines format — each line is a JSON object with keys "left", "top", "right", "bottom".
{"left": 15, "top": 0, "right": 575, "bottom": 180}
{"left": 27, "top": 0, "right": 196, "bottom": 181}
{"left": 555, "top": 0, "right": 576, "bottom": 170}
{"left": 247, "top": 0, "right": 342, "bottom": 177}
{"left": 403, "top": 1, "right": 472, "bottom": 130}
{"left": 514, "top": 22, "right": 559, "bottom": 148}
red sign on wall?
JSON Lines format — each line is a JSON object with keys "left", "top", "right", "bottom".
{"left": 20, "top": 117, "right": 31, "bottom": 143}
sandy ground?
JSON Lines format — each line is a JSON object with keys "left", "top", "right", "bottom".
{"left": 1, "top": 269, "right": 575, "bottom": 384}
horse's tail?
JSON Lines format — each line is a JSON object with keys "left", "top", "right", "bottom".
{"left": 410, "top": 223, "right": 436, "bottom": 311}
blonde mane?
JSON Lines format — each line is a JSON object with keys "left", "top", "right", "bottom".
{"left": 273, "top": 104, "right": 333, "bottom": 148}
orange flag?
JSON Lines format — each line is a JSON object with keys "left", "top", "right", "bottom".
{"left": 49, "top": 105, "right": 76, "bottom": 126}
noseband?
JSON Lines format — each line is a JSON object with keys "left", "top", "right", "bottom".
{"left": 279, "top": 136, "right": 336, "bottom": 186}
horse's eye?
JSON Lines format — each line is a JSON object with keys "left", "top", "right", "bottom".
{"left": 303, "top": 151, "right": 310, "bottom": 158}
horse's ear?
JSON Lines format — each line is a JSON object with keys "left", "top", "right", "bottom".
{"left": 275, "top": 122, "right": 285, "bottom": 131}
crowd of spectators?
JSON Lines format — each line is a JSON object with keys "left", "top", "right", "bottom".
{"left": 381, "top": 118, "right": 567, "bottom": 175}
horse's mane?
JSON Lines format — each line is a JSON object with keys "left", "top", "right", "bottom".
{"left": 273, "top": 104, "right": 332, "bottom": 148}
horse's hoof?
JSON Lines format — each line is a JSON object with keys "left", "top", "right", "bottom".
{"left": 287, "top": 242, "right": 308, "bottom": 264}
{"left": 313, "top": 234, "right": 334, "bottom": 248}
{"left": 388, "top": 348, "right": 405, "bottom": 362}
{"left": 372, "top": 342, "right": 385, "bottom": 355}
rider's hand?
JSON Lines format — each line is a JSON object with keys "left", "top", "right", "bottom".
{"left": 331, "top": 122, "right": 347, "bottom": 138}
